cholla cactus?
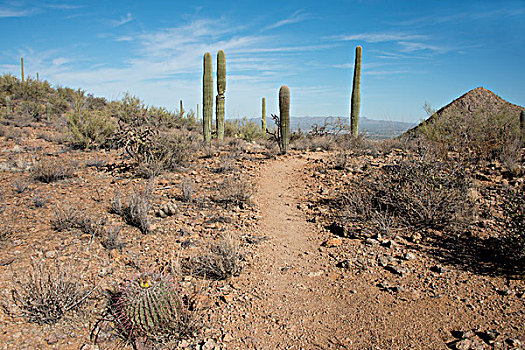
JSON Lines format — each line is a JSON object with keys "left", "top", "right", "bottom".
{"left": 110, "top": 273, "right": 191, "bottom": 346}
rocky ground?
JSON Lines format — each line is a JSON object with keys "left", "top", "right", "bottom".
{"left": 0, "top": 121, "right": 523, "bottom": 349}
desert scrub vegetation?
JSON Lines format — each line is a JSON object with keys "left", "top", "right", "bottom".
{"left": 7, "top": 259, "right": 95, "bottom": 325}
{"left": 214, "top": 176, "right": 254, "bottom": 208}
{"left": 334, "top": 158, "right": 473, "bottom": 233}
{"left": 497, "top": 187, "right": 525, "bottom": 265}
{"left": 107, "top": 272, "right": 198, "bottom": 348}
{"left": 31, "top": 157, "right": 75, "bottom": 183}
{"left": 111, "top": 184, "right": 153, "bottom": 234}
{"left": 66, "top": 89, "right": 116, "bottom": 149}
{"left": 186, "top": 235, "right": 244, "bottom": 280}
{"left": 416, "top": 107, "right": 523, "bottom": 168}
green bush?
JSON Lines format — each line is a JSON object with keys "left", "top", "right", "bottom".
{"left": 224, "top": 118, "right": 265, "bottom": 142}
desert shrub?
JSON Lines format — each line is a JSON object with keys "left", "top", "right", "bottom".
{"left": 31, "top": 158, "right": 74, "bottom": 183}
{"left": 101, "top": 225, "right": 125, "bottom": 251}
{"left": 111, "top": 121, "right": 195, "bottom": 177}
{"left": 8, "top": 259, "right": 93, "bottom": 324}
{"left": 498, "top": 187, "right": 525, "bottom": 265}
{"left": 224, "top": 117, "right": 265, "bottom": 142}
{"left": 419, "top": 108, "right": 522, "bottom": 165}
{"left": 214, "top": 154, "right": 235, "bottom": 173}
{"left": 66, "top": 89, "right": 116, "bottom": 149}
{"left": 107, "top": 273, "right": 197, "bottom": 348}
{"left": 180, "top": 177, "right": 195, "bottom": 202}
{"left": 337, "top": 159, "right": 473, "bottom": 230}
{"left": 111, "top": 185, "right": 152, "bottom": 234}
{"left": 187, "top": 236, "right": 243, "bottom": 280}
{"left": 215, "top": 176, "right": 253, "bottom": 208}
{"left": 52, "top": 205, "right": 106, "bottom": 237}
{"left": 12, "top": 178, "right": 30, "bottom": 193}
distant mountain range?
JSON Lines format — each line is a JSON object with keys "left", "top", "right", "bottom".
{"left": 243, "top": 116, "right": 416, "bottom": 139}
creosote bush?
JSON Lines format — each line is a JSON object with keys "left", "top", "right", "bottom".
{"left": 111, "top": 185, "right": 152, "bottom": 234}
{"left": 8, "top": 260, "right": 93, "bottom": 324}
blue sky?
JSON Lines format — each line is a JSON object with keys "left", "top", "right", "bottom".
{"left": 1, "top": 0, "right": 524, "bottom": 122}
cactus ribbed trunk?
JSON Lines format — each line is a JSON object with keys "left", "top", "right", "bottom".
{"left": 197, "top": 104, "right": 199, "bottom": 120}
{"left": 203, "top": 52, "right": 213, "bottom": 144}
{"left": 216, "top": 50, "right": 226, "bottom": 140}
{"left": 21, "top": 57, "right": 24, "bottom": 83}
{"left": 180, "top": 100, "right": 184, "bottom": 117}
{"left": 262, "top": 97, "right": 267, "bottom": 131}
{"left": 350, "top": 46, "right": 362, "bottom": 138}
{"left": 279, "top": 85, "right": 290, "bottom": 154}
{"left": 36, "top": 72, "right": 39, "bottom": 81}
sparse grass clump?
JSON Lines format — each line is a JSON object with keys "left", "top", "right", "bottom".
{"left": 8, "top": 260, "right": 93, "bottom": 324}
{"left": 187, "top": 235, "right": 243, "bottom": 280}
{"left": 180, "top": 177, "right": 195, "bottom": 202}
{"left": 111, "top": 185, "right": 152, "bottom": 234}
{"left": 52, "top": 205, "right": 106, "bottom": 237}
{"left": 215, "top": 176, "right": 253, "bottom": 208}
{"left": 31, "top": 158, "right": 74, "bottom": 183}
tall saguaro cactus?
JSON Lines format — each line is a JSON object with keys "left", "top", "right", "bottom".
{"left": 180, "top": 100, "right": 184, "bottom": 117}
{"left": 261, "top": 97, "right": 267, "bottom": 131}
{"left": 216, "top": 50, "right": 226, "bottom": 140}
{"left": 21, "top": 57, "right": 24, "bottom": 83}
{"left": 203, "top": 52, "right": 213, "bottom": 143}
{"left": 350, "top": 46, "right": 362, "bottom": 138}
{"left": 279, "top": 85, "right": 290, "bottom": 154}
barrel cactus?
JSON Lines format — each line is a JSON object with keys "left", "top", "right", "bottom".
{"left": 203, "top": 52, "right": 213, "bottom": 144}
{"left": 110, "top": 273, "right": 192, "bottom": 346}
{"left": 350, "top": 46, "right": 362, "bottom": 138}
{"left": 279, "top": 85, "right": 290, "bottom": 154}
{"left": 216, "top": 50, "right": 226, "bottom": 140}
{"left": 261, "top": 97, "right": 267, "bottom": 131}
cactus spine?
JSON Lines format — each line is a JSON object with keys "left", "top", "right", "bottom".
{"left": 279, "top": 85, "right": 290, "bottom": 154}
{"left": 203, "top": 52, "right": 213, "bottom": 143}
{"left": 216, "top": 50, "right": 226, "bottom": 140}
{"left": 262, "top": 97, "right": 267, "bottom": 131}
{"left": 21, "top": 57, "right": 24, "bottom": 83}
{"left": 350, "top": 46, "right": 362, "bottom": 138}
{"left": 180, "top": 100, "right": 184, "bottom": 117}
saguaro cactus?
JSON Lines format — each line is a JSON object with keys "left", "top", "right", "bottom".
{"left": 21, "top": 57, "right": 24, "bottom": 83}
{"left": 180, "top": 100, "right": 184, "bottom": 117}
{"left": 216, "top": 50, "right": 226, "bottom": 140}
{"left": 203, "top": 52, "right": 213, "bottom": 143}
{"left": 279, "top": 85, "right": 290, "bottom": 154}
{"left": 350, "top": 46, "right": 362, "bottom": 138}
{"left": 197, "top": 104, "right": 199, "bottom": 120}
{"left": 262, "top": 97, "right": 267, "bottom": 131}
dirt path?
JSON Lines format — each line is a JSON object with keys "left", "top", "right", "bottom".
{"left": 215, "top": 154, "right": 522, "bottom": 350}
{"left": 218, "top": 154, "right": 357, "bottom": 349}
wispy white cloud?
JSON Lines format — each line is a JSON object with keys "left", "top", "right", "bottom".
{"left": 0, "top": 7, "right": 34, "bottom": 18}
{"left": 264, "top": 9, "right": 309, "bottom": 30}
{"left": 111, "top": 12, "right": 133, "bottom": 27}
{"left": 330, "top": 32, "right": 427, "bottom": 43}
